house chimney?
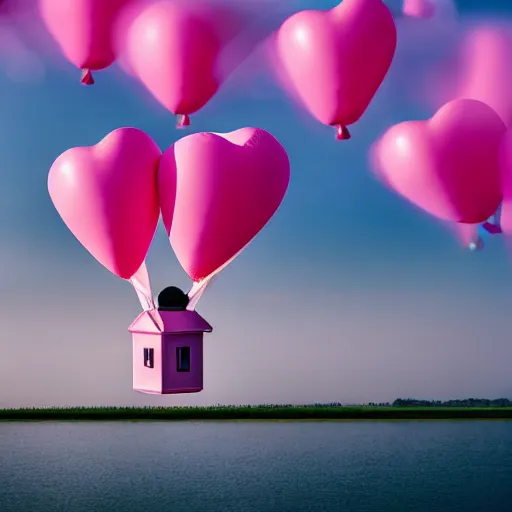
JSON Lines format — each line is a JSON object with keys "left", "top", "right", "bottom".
{"left": 157, "top": 286, "right": 190, "bottom": 311}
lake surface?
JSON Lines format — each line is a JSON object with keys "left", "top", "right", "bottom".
{"left": 1, "top": 420, "right": 512, "bottom": 512}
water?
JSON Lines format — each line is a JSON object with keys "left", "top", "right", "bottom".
{"left": 1, "top": 420, "right": 512, "bottom": 512}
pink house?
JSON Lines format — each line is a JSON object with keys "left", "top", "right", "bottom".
{"left": 128, "top": 309, "right": 213, "bottom": 395}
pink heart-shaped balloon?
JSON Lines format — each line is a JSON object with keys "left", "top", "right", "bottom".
{"left": 158, "top": 128, "right": 291, "bottom": 282}
{"left": 48, "top": 127, "right": 162, "bottom": 279}
{"left": 275, "top": 0, "right": 396, "bottom": 138}
{"left": 39, "top": 0, "right": 129, "bottom": 83}
{"left": 124, "top": 0, "right": 222, "bottom": 120}
{"left": 372, "top": 98, "right": 506, "bottom": 224}
{"left": 455, "top": 27, "right": 512, "bottom": 129}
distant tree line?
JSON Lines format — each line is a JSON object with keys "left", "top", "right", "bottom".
{"left": 269, "top": 399, "right": 512, "bottom": 408}
{"left": 391, "top": 398, "right": 512, "bottom": 408}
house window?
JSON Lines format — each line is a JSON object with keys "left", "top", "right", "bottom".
{"left": 176, "top": 346, "right": 190, "bottom": 372}
{"left": 143, "top": 348, "right": 154, "bottom": 368}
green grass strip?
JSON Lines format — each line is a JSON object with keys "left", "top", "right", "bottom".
{"left": 2, "top": 405, "right": 512, "bottom": 421}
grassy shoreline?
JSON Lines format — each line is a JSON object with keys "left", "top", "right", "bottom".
{"left": 2, "top": 406, "right": 512, "bottom": 421}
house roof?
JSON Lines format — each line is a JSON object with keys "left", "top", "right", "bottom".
{"left": 128, "top": 309, "right": 213, "bottom": 335}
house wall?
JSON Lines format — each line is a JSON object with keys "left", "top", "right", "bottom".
{"left": 162, "top": 333, "right": 204, "bottom": 393}
{"left": 132, "top": 333, "right": 163, "bottom": 394}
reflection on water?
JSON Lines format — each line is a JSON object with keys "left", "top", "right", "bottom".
{"left": 1, "top": 420, "right": 512, "bottom": 512}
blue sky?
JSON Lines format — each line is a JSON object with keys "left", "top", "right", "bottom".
{"left": 1, "top": 0, "right": 512, "bottom": 408}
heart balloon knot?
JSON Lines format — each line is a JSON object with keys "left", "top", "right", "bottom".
{"left": 335, "top": 124, "right": 351, "bottom": 141}
{"left": 468, "top": 236, "right": 484, "bottom": 252}
{"left": 176, "top": 114, "right": 191, "bottom": 129}
{"left": 482, "top": 221, "right": 502, "bottom": 235}
{"left": 80, "top": 69, "right": 95, "bottom": 85}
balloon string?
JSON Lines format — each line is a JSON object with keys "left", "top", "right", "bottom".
{"left": 187, "top": 276, "right": 216, "bottom": 311}
{"left": 130, "top": 265, "right": 161, "bottom": 332}
{"left": 129, "top": 278, "right": 154, "bottom": 311}
{"left": 186, "top": 245, "right": 248, "bottom": 310}
{"left": 129, "top": 261, "right": 155, "bottom": 311}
